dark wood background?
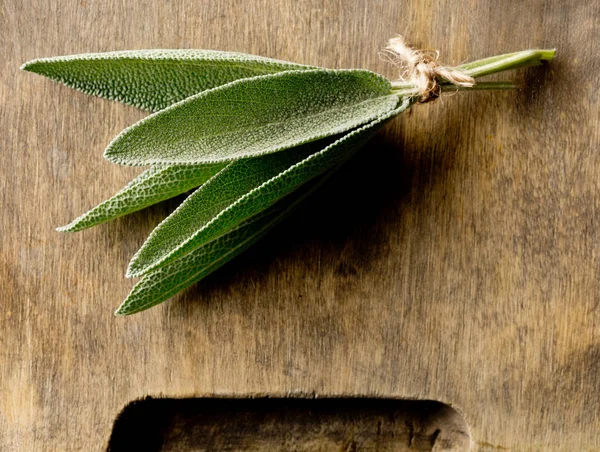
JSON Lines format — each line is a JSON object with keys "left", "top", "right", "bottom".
{"left": 2, "top": 0, "right": 599, "bottom": 450}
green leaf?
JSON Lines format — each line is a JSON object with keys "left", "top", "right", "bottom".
{"left": 116, "top": 166, "right": 339, "bottom": 315}
{"left": 21, "top": 50, "right": 315, "bottom": 112}
{"left": 126, "top": 139, "right": 329, "bottom": 277}
{"left": 117, "top": 211, "right": 282, "bottom": 315}
{"left": 126, "top": 99, "right": 409, "bottom": 278}
{"left": 57, "top": 163, "right": 225, "bottom": 232}
{"left": 104, "top": 69, "right": 400, "bottom": 166}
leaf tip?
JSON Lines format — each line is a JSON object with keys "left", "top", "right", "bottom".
{"left": 115, "top": 295, "right": 151, "bottom": 316}
{"left": 20, "top": 58, "right": 51, "bottom": 75}
{"left": 114, "top": 306, "right": 129, "bottom": 316}
{"left": 20, "top": 61, "right": 32, "bottom": 72}
{"left": 103, "top": 138, "right": 138, "bottom": 167}
{"left": 115, "top": 290, "right": 137, "bottom": 315}
{"left": 20, "top": 60, "right": 37, "bottom": 72}
{"left": 103, "top": 144, "right": 120, "bottom": 163}
{"left": 125, "top": 264, "right": 142, "bottom": 279}
{"left": 126, "top": 250, "right": 157, "bottom": 278}
{"left": 56, "top": 223, "right": 75, "bottom": 233}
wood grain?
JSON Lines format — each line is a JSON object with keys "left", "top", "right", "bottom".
{"left": 108, "top": 398, "right": 471, "bottom": 451}
{"left": 1, "top": 0, "right": 599, "bottom": 450}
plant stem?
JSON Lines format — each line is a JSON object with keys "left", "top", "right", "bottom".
{"left": 458, "top": 49, "right": 555, "bottom": 78}
{"left": 391, "top": 81, "right": 517, "bottom": 98}
{"left": 389, "top": 48, "right": 555, "bottom": 98}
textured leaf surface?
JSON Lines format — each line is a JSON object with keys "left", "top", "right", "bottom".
{"left": 58, "top": 163, "right": 226, "bottom": 232}
{"left": 104, "top": 69, "right": 399, "bottom": 166}
{"left": 21, "top": 50, "right": 314, "bottom": 111}
{"left": 116, "top": 168, "right": 338, "bottom": 315}
{"left": 126, "top": 138, "right": 330, "bottom": 276}
{"left": 127, "top": 99, "right": 409, "bottom": 277}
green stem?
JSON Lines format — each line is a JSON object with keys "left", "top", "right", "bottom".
{"left": 391, "top": 81, "right": 517, "bottom": 98}
{"left": 458, "top": 49, "right": 556, "bottom": 78}
{"left": 390, "top": 48, "right": 555, "bottom": 97}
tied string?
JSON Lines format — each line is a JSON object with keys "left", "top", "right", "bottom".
{"left": 383, "top": 36, "right": 475, "bottom": 103}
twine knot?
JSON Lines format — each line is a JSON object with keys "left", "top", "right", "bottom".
{"left": 384, "top": 36, "right": 475, "bottom": 103}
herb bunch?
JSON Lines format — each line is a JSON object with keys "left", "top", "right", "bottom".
{"left": 22, "top": 38, "right": 554, "bottom": 315}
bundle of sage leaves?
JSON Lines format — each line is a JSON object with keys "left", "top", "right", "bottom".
{"left": 22, "top": 37, "right": 554, "bottom": 315}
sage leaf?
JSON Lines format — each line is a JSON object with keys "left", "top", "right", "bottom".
{"left": 21, "top": 50, "right": 314, "bottom": 112}
{"left": 126, "top": 139, "right": 332, "bottom": 277}
{"left": 116, "top": 167, "right": 338, "bottom": 315}
{"left": 118, "top": 211, "right": 282, "bottom": 315}
{"left": 58, "top": 163, "right": 226, "bottom": 232}
{"left": 21, "top": 37, "right": 555, "bottom": 315}
{"left": 126, "top": 99, "right": 409, "bottom": 278}
{"left": 104, "top": 69, "right": 400, "bottom": 166}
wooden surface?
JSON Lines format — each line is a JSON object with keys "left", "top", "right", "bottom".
{"left": 2, "top": 0, "right": 599, "bottom": 450}
{"left": 108, "top": 398, "right": 471, "bottom": 450}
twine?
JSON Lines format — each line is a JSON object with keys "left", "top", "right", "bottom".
{"left": 383, "top": 36, "right": 475, "bottom": 103}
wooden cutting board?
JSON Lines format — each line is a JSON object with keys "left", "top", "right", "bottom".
{"left": 2, "top": 0, "right": 599, "bottom": 450}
